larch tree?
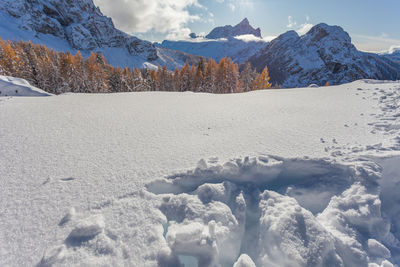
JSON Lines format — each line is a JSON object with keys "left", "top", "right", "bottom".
{"left": 252, "top": 67, "right": 272, "bottom": 90}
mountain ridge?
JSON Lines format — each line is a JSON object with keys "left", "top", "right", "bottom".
{"left": 248, "top": 23, "right": 400, "bottom": 87}
{"left": 0, "top": 0, "right": 201, "bottom": 69}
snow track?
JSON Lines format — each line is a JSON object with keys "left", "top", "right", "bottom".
{"left": 146, "top": 156, "right": 395, "bottom": 267}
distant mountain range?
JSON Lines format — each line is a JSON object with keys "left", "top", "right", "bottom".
{"left": 159, "top": 20, "right": 400, "bottom": 87}
{"left": 0, "top": 0, "right": 399, "bottom": 88}
{"left": 157, "top": 18, "right": 267, "bottom": 64}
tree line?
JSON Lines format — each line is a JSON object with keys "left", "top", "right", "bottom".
{"left": 0, "top": 39, "right": 272, "bottom": 94}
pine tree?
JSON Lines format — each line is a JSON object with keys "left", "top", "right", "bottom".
{"left": 180, "top": 61, "right": 190, "bottom": 92}
{"left": 239, "top": 62, "right": 256, "bottom": 92}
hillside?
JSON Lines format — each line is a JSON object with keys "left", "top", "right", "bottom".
{"left": 0, "top": 0, "right": 200, "bottom": 69}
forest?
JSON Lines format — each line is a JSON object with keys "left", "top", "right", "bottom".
{"left": 0, "top": 39, "right": 273, "bottom": 94}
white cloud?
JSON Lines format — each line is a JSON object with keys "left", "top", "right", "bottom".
{"left": 234, "top": 34, "right": 277, "bottom": 43}
{"left": 218, "top": 0, "right": 253, "bottom": 10}
{"left": 352, "top": 34, "right": 400, "bottom": 52}
{"left": 287, "top": 16, "right": 297, "bottom": 28}
{"left": 93, "top": 0, "right": 204, "bottom": 40}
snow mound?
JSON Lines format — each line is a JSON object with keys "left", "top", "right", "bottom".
{"left": 38, "top": 213, "right": 131, "bottom": 266}
{"left": 233, "top": 254, "right": 256, "bottom": 267}
{"left": 147, "top": 156, "right": 396, "bottom": 266}
{"left": 0, "top": 75, "right": 52, "bottom": 96}
{"left": 67, "top": 214, "right": 105, "bottom": 240}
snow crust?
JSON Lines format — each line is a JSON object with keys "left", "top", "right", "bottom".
{"left": 1, "top": 80, "right": 400, "bottom": 266}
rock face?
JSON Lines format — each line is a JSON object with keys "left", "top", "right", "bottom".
{"left": 206, "top": 18, "right": 262, "bottom": 39}
{"left": 248, "top": 23, "right": 400, "bottom": 87}
{"left": 0, "top": 0, "right": 158, "bottom": 60}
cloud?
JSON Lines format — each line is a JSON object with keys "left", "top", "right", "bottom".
{"left": 218, "top": 0, "right": 253, "bottom": 11}
{"left": 352, "top": 34, "right": 400, "bottom": 52}
{"left": 287, "top": 16, "right": 297, "bottom": 28}
{"left": 287, "top": 15, "right": 313, "bottom": 35}
{"left": 93, "top": 0, "right": 204, "bottom": 40}
{"left": 234, "top": 34, "right": 276, "bottom": 43}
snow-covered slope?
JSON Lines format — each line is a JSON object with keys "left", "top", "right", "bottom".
{"left": 0, "top": 75, "right": 52, "bottom": 96}
{"left": 1, "top": 80, "right": 400, "bottom": 266}
{"left": 249, "top": 24, "right": 400, "bottom": 87}
{"left": 0, "top": 0, "right": 200, "bottom": 69}
{"left": 158, "top": 19, "right": 268, "bottom": 64}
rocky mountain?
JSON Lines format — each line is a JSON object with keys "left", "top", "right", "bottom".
{"left": 158, "top": 18, "right": 268, "bottom": 64}
{"left": 206, "top": 18, "right": 262, "bottom": 39}
{"left": 248, "top": 23, "right": 400, "bottom": 87}
{"left": 0, "top": 0, "right": 200, "bottom": 69}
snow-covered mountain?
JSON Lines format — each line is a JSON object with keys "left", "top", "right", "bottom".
{"left": 158, "top": 18, "right": 268, "bottom": 64}
{"left": 206, "top": 18, "right": 262, "bottom": 39}
{"left": 381, "top": 46, "right": 400, "bottom": 63}
{"left": 160, "top": 21, "right": 400, "bottom": 88}
{"left": 0, "top": 0, "right": 200, "bottom": 69}
{"left": 249, "top": 24, "right": 400, "bottom": 87}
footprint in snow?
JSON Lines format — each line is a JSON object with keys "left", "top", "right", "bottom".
{"left": 61, "top": 177, "right": 76, "bottom": 182}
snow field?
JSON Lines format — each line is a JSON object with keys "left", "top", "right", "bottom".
{"left": 1, "top": 78, "right": 400, "bottom": 266}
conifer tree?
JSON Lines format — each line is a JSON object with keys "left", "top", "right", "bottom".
{"left": 252, "top": 67, "right": 272, "bottom": 90}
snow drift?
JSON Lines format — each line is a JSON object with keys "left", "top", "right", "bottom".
{"left": 0, "top": 75, "right": 52, "bottom": 96}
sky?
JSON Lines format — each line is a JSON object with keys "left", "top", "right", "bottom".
{"left": 93, "top": 0, "right": 400, "bottom": 52}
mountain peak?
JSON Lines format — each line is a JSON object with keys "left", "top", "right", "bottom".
{"left": 206, "top": 18, "right": 262, "bottom": 39}
{"left": 237, "top": 18, "right": 250, "bottom": 26}
{"left": 305, "top": 23, "right": 351, "bottom": 44}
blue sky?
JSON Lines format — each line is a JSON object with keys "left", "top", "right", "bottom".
{"left": 95, "top": 0, "right": 400, "bottom": 52}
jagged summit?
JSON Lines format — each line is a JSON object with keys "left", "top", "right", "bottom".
{"left": 237, "top": 18, "right": 250, "bottom": 26}
{"left": 205, "top": 18, "right": 262, "bottom": 39}
{"left": 304, "top": 23, "right": 351, "bottom": 44}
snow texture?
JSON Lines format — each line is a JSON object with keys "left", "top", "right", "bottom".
{"left": 1, "top": 80, "right": 400, "bottom": 266}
